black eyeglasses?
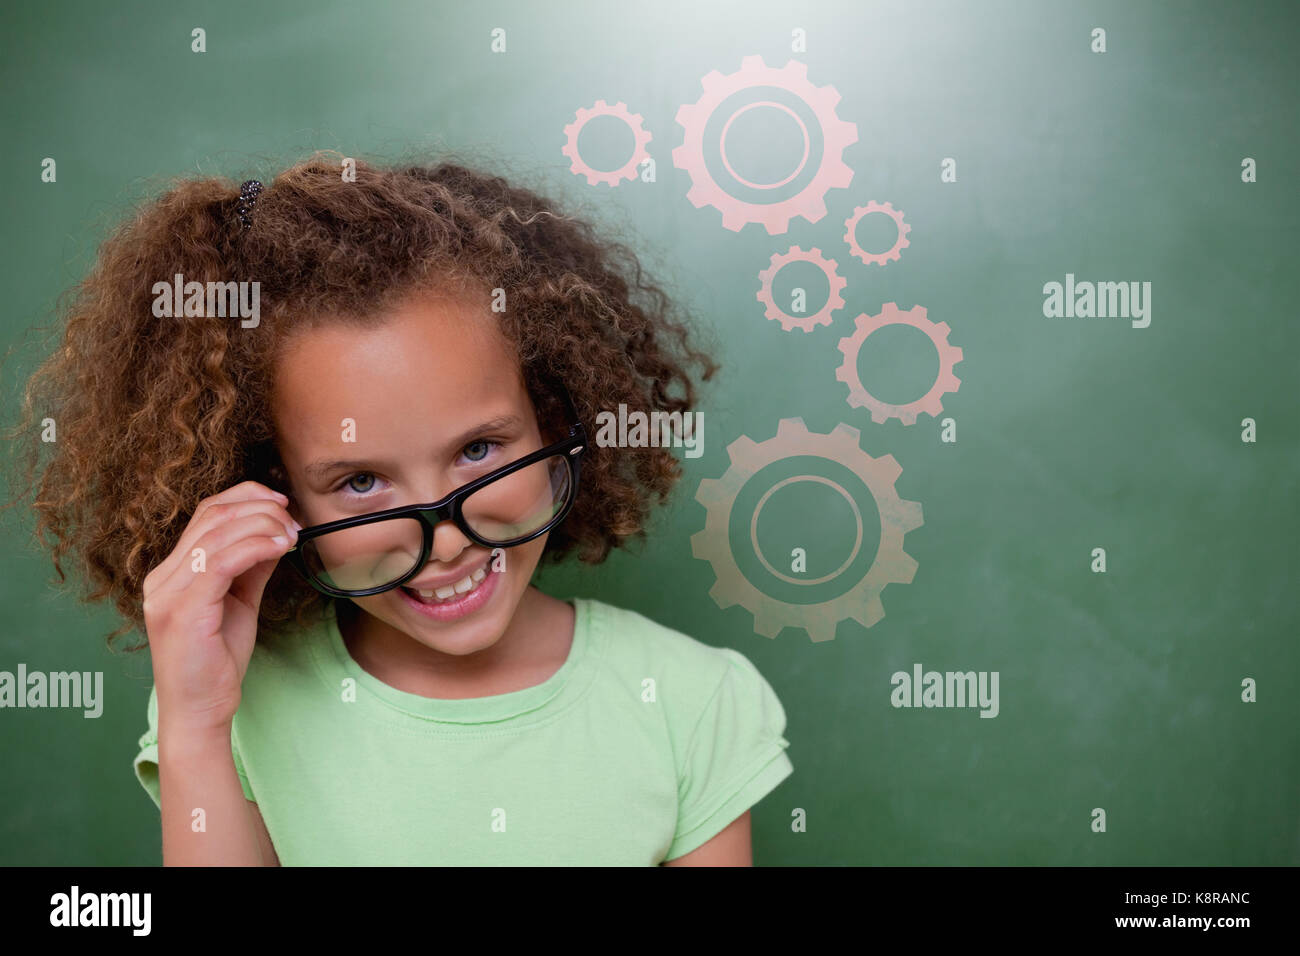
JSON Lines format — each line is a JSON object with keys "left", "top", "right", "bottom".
{"left": 283, "top": 386, "right": 586, "bottom": 598}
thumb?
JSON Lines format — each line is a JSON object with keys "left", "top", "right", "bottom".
{"left": 228, "top": 553, "right": 285, "bottom": 615}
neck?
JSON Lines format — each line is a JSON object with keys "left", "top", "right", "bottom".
{"left": 336, "top": 587, "right": 545, "bottom": 698}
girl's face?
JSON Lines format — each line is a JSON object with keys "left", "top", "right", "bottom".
{"left": 270, "top": 291, "right": 554, "bottom": 656}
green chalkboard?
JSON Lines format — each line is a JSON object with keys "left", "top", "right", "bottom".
{"left": 1, "top": 0, "right": 1296, "bottom": 866}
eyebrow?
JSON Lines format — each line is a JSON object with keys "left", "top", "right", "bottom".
{"left": 303, "top": 413, "right": 525, "bottom": 481}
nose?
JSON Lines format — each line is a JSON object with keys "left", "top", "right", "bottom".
{"left": 429, "top": 515, "right": 473, "bottom": 564}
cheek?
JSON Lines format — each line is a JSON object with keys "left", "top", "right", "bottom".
{"left": 499, "top": 535, "right": 547, "bottom": 589}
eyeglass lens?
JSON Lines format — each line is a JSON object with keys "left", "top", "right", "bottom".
{"left": 300, "top": 454, "right": 572, "bottom": 592}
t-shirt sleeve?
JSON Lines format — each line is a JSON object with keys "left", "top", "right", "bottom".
{"left": 132, "top": 684, "right": 256, "bottom": 809}
{"left": 664, "top": 648, "right": 794, "bottom": 862}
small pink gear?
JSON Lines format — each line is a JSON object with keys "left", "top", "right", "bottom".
{"left": 562, "top": 99, "right": 652, "bottom": 187}
{"left": 835, "top": 302, "right": 963, "bottom": 425}
{"left": 672, "top": 55, "right": 857, "bottom": 234}
{"left": 844, "top": 201, "right": 911, "bottom": 265}
{"left": 755, "top": 246, "right": 846, "bottom": 332}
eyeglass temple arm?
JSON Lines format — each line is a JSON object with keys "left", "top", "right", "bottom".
{"left": 555, "top": 381, "right": 584, "bottom": 435}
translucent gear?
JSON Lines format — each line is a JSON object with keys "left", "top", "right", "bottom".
{"left": 834, "top": 302, "right": 963, "bottom": 425}
{"left": 844, "top": 200, "right": 910, "bottom": 265}
{"left": 756, "top": 246, "right": 846, "bottom": 332}
{"left": 562, "top": 99, "right": 652, "bottom": 187}
{"left": 691, "top": 418, "right": 922, "bottom": 642}
{"left": 672, "top": 55, "right": 858, "bottom": 234}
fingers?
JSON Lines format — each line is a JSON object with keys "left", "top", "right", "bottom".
{"left": 174, "top": 498, "right": 299, "bottom": 570}
{"left": 149, "top": 482, "right": 297, "bottom": 589}
{"left": 145, "top": 511, "right": 299, "bottom": 631}
{"left": 144, "top": 534, "right": 294, "bottom": 646}
{"left": 178, "top": 511, "right": 298, "bottom": 590}
{"left": 195, "top": 535, "right": 294, "bottom": 609}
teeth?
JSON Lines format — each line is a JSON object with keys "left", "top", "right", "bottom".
{"left": 410, "top": 564, "right": 490, "bottom": 604}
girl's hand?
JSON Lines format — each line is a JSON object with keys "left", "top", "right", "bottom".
{"left": 142, "top": 480, "right": 299, "bottom": 732}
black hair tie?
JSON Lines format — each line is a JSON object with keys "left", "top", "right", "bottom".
{"left": 236, "top": 179, "right": 263, "bottom": 231}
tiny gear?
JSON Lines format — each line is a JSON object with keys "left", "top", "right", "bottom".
{"left": 562, "top": 99, "right": 652, "bottom": 187}
{"left": 756, "top": 246, "right": 846, "bottom": 332}
{"left": 844, "top": 200, "right": 910, "bottom": 266}
{"left": 692, "top": 418, "right": 922, "bottom": 642}
{"left": 673, "top": 55, "right": 857, "bottom": 234}
{"left": 834, "top": 302, "right": 963, "bottom": 425}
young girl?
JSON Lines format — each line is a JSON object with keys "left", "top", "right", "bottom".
{"left": 9, "top": 152, "right": 794, "bottom": 865}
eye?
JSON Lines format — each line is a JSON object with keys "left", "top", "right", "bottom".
{"left": 343, "top": 473, "right": 376, "bottom": 494}
{"left": 463, "top": 440, "right": 496, "bottom": 463}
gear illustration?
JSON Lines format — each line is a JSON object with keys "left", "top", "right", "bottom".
{"left": 756, "top": 246, "right": 846, "bottom": 332}
{"left": 691, "top": 418, "right": 922, "bottom": 642}
{"left": 562, "top": 99, "right": 652, "bottom": 187}
{"left": 834, "top": 302, "right": 963, "bottom": 425}
{"left": 844, "top": 200, "right": 911, "bottom": 265}
{"left": 672, "top": 55, "right": 858, "bottom": 234}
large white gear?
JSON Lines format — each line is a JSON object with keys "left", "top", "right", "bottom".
{"left": 691, "top": 418, "right": 923, "bottom": 642}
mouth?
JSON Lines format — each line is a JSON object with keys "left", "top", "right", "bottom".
{"left": 398, "top": 556, "right": 491, "bottom": 605}
{"left": 396, "top": 557, "right": 499, "bottom": 622}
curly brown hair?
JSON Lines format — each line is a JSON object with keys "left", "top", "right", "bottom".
{"left": 2, "top": 149, "right": 720, "bottom": 650}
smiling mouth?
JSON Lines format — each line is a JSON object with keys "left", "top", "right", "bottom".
{"left": 399, "top": 562, "right": 490, "bottom": 605}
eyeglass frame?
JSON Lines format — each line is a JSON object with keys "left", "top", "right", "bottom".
{"left": 282, "top": 383, "right": 587, "bottom": 598}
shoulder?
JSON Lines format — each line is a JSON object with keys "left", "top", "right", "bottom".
{"left": 579, "top": 597, "right": 786, "bottom": 741}
{"left": 582, "top": 596, "right": 738, "bottom": 686}
{"left": 579, "top": 599, "right": 793, "bottom": 862}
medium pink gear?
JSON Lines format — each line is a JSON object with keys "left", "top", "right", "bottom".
{"left": 755, "top": 246, "right": 846, "bottom": 332}
{"left": 672, "top": 55, "right": 858, "bottom": 234}
{"left": 835, "top": 302, "right": 963, "bottom": 425}
{"left": 691, "top": 418, "right": 923, "bottom": 642}
{"left": 844, "top": 200, "right": 911, "bottom": 265}
{"left": 562, "top": 99, "right": 652, "bottom": 187}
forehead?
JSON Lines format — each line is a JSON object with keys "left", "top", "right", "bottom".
{"left": 271, "top": 291, "right": 525, "bottom": 440}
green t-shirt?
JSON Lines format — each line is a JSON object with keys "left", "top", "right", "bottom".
{"left": 133, "top": 596, "right": 794, "bottom": 865}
